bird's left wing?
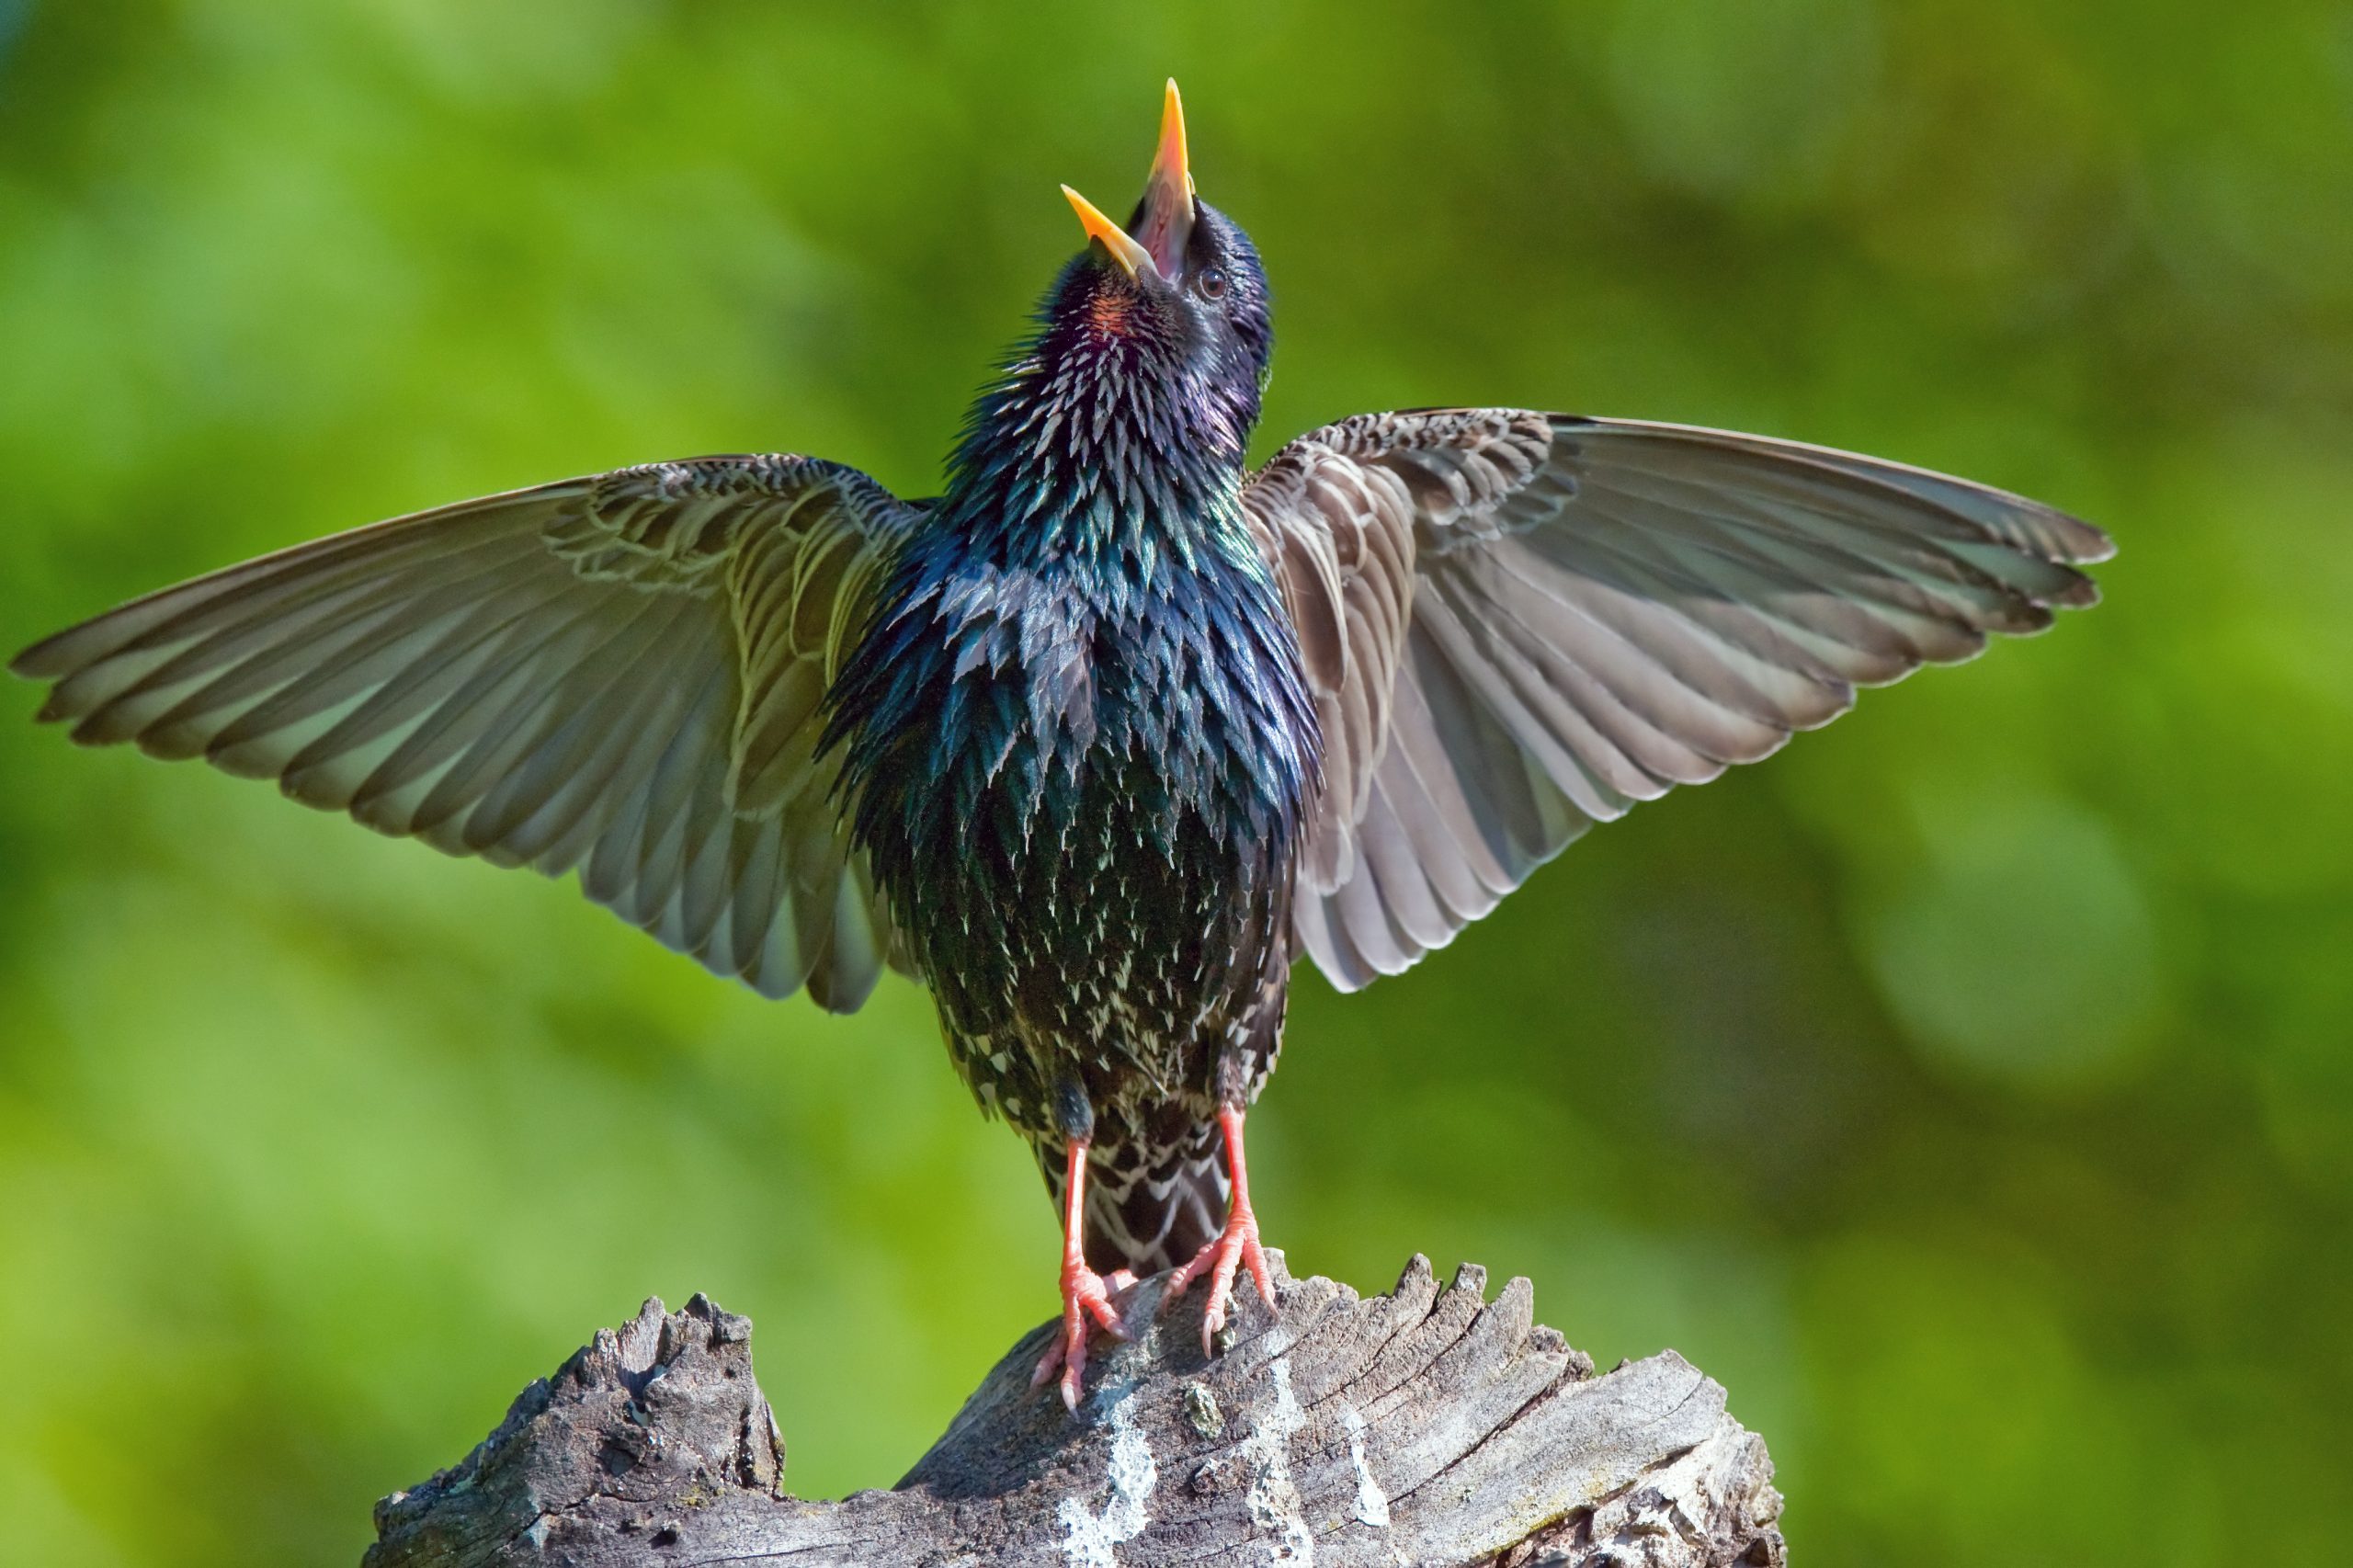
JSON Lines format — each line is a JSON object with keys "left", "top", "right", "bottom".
{"left": 14, "top": 455, "right": 921, "bottom": 1009}
{"left": 1242, "top": 409, "right": 2114, "bottom": 992}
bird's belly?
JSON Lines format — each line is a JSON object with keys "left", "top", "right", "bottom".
{"left": 919, "top": 751, "right": 1290, "bottom": 1141}
{"left": 831, "top": 539, "right": 1320, "bottom": 1145}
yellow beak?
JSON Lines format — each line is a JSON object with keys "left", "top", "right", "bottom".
{"left": 1062, "top": 184, "right": 1155, "bottom": 279}
{"left": 1063, "top": 79, "right": 1197, "bottom": 282}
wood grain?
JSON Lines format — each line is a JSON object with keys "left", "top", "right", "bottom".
{"left": 367, "top": 1253, "right": 1784, "bottom": 1567}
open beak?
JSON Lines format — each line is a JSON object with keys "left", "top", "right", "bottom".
{"left": 1062, "top": 79, "right": 1196, "bottom": 283}
{"left": 1062, "top": 185, "right": 1154, "bottom": 279}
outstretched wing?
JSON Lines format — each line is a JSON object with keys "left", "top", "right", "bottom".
{"left": 13, "top": 454, "right": 920, "bottom": 1009}
{"left": 1243, "top": 410, "right": 2115, "bottom": 991}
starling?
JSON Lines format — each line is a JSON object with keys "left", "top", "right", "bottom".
{"left": 12, "top": 82, "right": 2111, "bottom": 1407}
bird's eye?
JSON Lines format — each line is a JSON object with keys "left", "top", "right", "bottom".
{"left": 1195, "top": 266, "right": 1228, "bottom": 300}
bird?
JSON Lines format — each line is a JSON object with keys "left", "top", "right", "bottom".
{"left": 12, "top": 81, "right": 2112, "bottom": 1409}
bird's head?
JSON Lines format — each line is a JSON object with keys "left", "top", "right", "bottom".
{"left": 1035, "top": 81, "right": 1271, "bottom": 463}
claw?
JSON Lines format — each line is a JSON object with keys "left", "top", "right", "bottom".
{"left": 1169, "top": 1202, "right": 1272, "bottom": 1355}
{"left": 1032, "top": 1258, "right": 1134, "bottom": 1410}
{"left": 1164, "top": 1105, "right": 1278, "bottom": 1355}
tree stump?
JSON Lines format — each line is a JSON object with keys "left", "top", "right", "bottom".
{"left": 366, "top": 1253, "right": 1785, "bottom": 1566}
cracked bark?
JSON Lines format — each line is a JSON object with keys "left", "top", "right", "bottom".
{"left": 366, "top": 1253, "right": 1785, "bottom": 1567}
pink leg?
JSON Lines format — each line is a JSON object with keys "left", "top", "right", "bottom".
{"left": 1029, "top": 1137, "right": 1135, "bottom": 1410}
{"left": 1166, "top": 1106, "right": 1277, "bottom": 1354}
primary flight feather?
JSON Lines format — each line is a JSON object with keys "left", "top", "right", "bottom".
{"left": 13, "top": 81, "right": 2111, "bottom": 1408}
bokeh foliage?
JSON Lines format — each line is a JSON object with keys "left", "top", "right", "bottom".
{"left": 3, "top": 2, "right": 2349, "bottom": 1563}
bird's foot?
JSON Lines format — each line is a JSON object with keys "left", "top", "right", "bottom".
{"left": 1030, "top": 1259, "right": 1137, "bottom": 1411}
{"left": 1167, "top": 1198, "right": 1274, "bottom": 1356}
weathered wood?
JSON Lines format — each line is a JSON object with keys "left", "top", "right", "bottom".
{"left": 367, "top": 1253, "right": 1785, "bottom": 1567}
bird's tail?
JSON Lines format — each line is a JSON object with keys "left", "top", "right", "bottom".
{"left": 1058, "top": 1119, "right": 1229, "bottom": 1278}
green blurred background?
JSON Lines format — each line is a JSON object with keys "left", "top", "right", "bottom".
{"left": 3, "top": 1, "right": 2348, "bottom": 1562}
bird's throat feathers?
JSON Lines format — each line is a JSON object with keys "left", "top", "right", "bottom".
{"left": 942, "top": 271, "right": 1261, "bottom": 566}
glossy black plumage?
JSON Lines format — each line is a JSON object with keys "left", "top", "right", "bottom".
{"left": 11, "top": 85, "right": 2115, "bottom": 1343}
{"left": 823, "top": 198, "right": 1315, "bottom": 1270}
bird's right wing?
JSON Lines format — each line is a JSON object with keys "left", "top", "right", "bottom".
{"left": 1244, "top": 409, "right": 2114, "bottom": 992}
{"left": 13, "top": 454, "right": 921, "bottom": 1009}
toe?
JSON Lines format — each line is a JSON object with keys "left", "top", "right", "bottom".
{"left": 1030, "top": 1334, "right": 1066, "bottom": 1390}
{"left": 1080, "top": 1290, "right": 1128, "bottom": 1339}
{"left": 1057, "top": 1329, "right": 1088, "bottom": 1411}
{"left": 1043, "top": 1262, "right": 1134, "bottom": 1406}
{"left": 1243, "top": 1238, "right": 1275, "bottom": 1306}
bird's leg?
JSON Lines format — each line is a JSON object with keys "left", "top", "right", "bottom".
{"left": 1166, "top": 1104, "right": 1275, "bottom": 1354}
{"left": 1029, "top": 1135, "right": 1135, "bottom": 1410}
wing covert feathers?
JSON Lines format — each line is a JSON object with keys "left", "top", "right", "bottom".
{"left": 13, "top": 455, "right": 916, "bottom": 1010}
{"left": 1245, "top": 409, "right": 2111, "bottom": 991}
